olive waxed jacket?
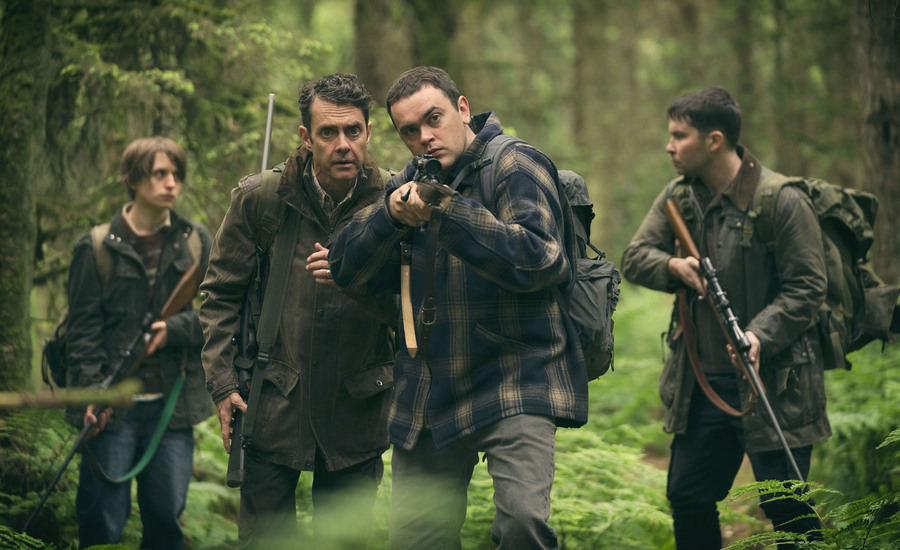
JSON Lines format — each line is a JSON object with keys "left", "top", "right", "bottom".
{"left": 621, "top": 149, "right": 831, "bottom": 452}
{"left": 199, "top": 145, "right": 395, "bottom": 472}
{"left": 65, "top": 208, "right": 213, "bottom": 430}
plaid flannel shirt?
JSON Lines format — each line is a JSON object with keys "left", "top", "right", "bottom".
{"left": 330, "top": 112, "right": 589, "bottom": 450}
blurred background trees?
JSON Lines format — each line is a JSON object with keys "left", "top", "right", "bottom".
{"left": 1, "top": 0, "right": 898, "bottom": 546}
{"left": 3, "top": 1, "right": 896, "bottom": 385}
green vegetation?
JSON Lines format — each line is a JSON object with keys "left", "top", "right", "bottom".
{"left": 3, "top": 283, "right": 898, "bottom": 549}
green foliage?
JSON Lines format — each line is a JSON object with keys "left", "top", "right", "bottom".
{"left": 0, "top": 410, "right": 79, "bottom": 547}
{"left": 0, "top": 525, "right": 53, "bottom": 550}
{"left": 724, "top": 428, "right": 900, "bottom": 550}
{"left": 811, "top": 345, "right": 900, "bottom": 502}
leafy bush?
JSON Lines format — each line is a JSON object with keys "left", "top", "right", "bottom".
{"left": 725, "top": 427, "right": 900, "bottom": 550}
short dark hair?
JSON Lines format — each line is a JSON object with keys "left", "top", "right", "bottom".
{"left": 121, "top": 137, "right": 186, "bottom": 199}
{"left": 385, "top": 66, "right": 462, "bottom": 122}
{"left": 667, "top": 87, "right": 742, "bottom": 149}
{"left": 298, "top": 73, "right": 374, "bottom": 130}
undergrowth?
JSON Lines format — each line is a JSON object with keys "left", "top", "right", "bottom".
{"left": 2, "top": 282, "right": 898, "bottom": 549}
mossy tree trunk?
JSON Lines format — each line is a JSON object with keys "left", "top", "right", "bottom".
{"left": 0, "top": 0, "right": 51, "bottom": 391}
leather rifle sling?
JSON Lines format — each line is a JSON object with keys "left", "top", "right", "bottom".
{"left": 400, "top": 241, "right": 417, "bottom": 357}
{"left": 401, "top": 156, "right": 489, "bottom": 358}
{"left": 416, "top": 207, "right": 443, "bottom": 355}
{"left": 678, "top": 288, "right": 754, "bottom": 417}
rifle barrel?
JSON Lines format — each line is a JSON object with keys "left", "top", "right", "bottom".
{"left": 261, "top": 94, "right": 275, "bottom": 173}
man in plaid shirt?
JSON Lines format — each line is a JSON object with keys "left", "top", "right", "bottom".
{"left": 329, "top": 66, "right": 588, "bottom": 549}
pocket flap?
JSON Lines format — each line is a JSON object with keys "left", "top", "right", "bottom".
{"left": 262, "top": 361, "right": 299, "bottom": 398}
{"left": 343, "top": 361, "right": 393, "bottom": 399}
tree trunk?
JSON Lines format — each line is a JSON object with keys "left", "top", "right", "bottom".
{"left": 354, "top": 0, "right": 415, "bottom": 104}
{"left": 855, "top": 0, "right": 900, "bottom": 283}
{"left": 0, "top": 0, "right": 51, "bottom": 391}
{"left": 406, "top": 0, "right": 459, "bottom": 72}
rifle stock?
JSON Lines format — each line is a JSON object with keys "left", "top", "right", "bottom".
{"left": 22, "top": 261, "right": 203, "bottom": 534}
{"left": 664, "top": 199, "right": 805, "bottom": 482}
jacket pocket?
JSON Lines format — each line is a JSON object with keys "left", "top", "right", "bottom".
{"left": 344, "top": 361, "right": 393, "bottom": 400}
{"left": 262, "top": 360, "right": 300, "bottom": 398}
{"left": 762, "top": 333, "right": 825, "bottom": 429}
{"left": 659, "top": 334, "right": 682, "bottom": 408}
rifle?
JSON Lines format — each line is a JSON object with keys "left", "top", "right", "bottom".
{"left": 22, "top": 262, "right": 203, "bottom": 533}
{"left": 226, "top": 93, "right": 276, "bottom": 488}
{"left": 664, "top": 198, "right": 805, "bottom": 482}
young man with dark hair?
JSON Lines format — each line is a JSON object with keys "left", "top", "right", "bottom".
{"left": 200, "top": 73, "right": 395, "bottom": 548}
{"left": 329, "top": 66, "right": 588, "bottom": 549}
{"left": 621, "top": 88, "right": 830, "bottom": 549}
{"left": 66, "top": 136, "right": 212, "bottom": 549}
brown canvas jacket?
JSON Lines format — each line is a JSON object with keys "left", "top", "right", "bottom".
{"left": 200, "top": 145, "right": 395, "bottom": 471}
{"left": 621, "top": 150, "right": 831, "bottom": 452}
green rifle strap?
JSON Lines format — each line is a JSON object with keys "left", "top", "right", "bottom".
{"left": 240, "top": 205, "right": 301, "bottom": 449}
{"left": 82, "top": 371, "right": 186, "bottom": 483}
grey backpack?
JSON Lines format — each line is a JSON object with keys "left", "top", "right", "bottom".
{"left": 475, "top": 135, "right": 620, "bottom": 379}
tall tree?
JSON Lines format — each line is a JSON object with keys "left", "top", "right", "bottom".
{"left": 354, "top": 0, "right": 414, "bottom": 103}
{"left": 0, "top": 0, "right": 51, "bottom": 390}
{"left": 855, "top": 0, "right": 900, "bottom": 283}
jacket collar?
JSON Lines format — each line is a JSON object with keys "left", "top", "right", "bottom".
{"left": 447, "top": 111, "right": 503, "bottom": 182}
{"left": 677, "top": 146, "right": 762, "bottom": 211}
{"left": 276, "top": 144, "right": 385, "bottom": 219}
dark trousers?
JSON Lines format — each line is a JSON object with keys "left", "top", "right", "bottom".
{"left": 238, "top": 448, "right": 381, "bottom": 549}
{"left": 667, "top": 375, "right": 821, "bottom": 550}
{"left": 76, "top": 400, "right": 194, "bottom": 550}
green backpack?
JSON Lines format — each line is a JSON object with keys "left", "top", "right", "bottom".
{"left": 745, "top": 171, "right": 899, "bottom": 370}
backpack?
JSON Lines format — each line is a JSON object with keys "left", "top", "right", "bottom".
{"left": 41, "top": 223, "right": 202, "bottom": 389}
{"left": 475, "top": 135, "right": 621, "bottom": 379}
{"left": 746, "top": 172, "right": 899, "bottom": 370}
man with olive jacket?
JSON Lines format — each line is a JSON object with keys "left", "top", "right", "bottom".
{"left": 199, "top": 74, "right": 395, "bottom": 548}
{"left": 621, "top": 87, "right": 830, "bottom": 549}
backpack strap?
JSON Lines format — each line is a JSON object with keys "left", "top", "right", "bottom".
{"left": 744, "top": 170, "right": 801, "bottom": 249}
{"left": 470, "top": 134, "right": 525, "bottom": 208}
{"left": 241, "top": 205, "right": 301, "bottom": 449}
{"left": 256, "top": 162, "right": 287, "bottom": 252}
{"left": 239, "top": 161, "right": 299, "bottom": 448}
{"left": 185, "top": 226, "right": 202, "bottom": 264}
{"left": 379, "top": 167, "right": 398, "bottom": 186}
{"left": 90, "top": 223, "right": 113, "bottom": 287}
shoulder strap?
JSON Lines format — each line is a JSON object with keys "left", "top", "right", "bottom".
{"left": 185, "top": 227, "right": 202, "bottom": 263}
{"left": 744, "top": 170, "right": 798, "bottom": 248}
{"left": 256, "top": 163, "right": 287, "bottom": 252}
{"left": 90, "top": 223, "right": 113, "bottom": 287}
{"left": 474, "top": 134, "right": 525, "bottom": 211}
{"left": 379, "top": 167, "right": 398, "bottom": 186}
{"left": 240, "top": 205, "right": 301, "bottom": 448}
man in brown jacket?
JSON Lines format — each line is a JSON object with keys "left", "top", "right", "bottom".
{"left": 621, "top": 88, "right": 830, "bottom": 549}
{"left": 199, "top": 73, "right": 395, "bottom": 548}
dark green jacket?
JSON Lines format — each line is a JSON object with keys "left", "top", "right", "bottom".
{"left": 621, "top": 153, "right": 831, "bottom": 452}
{"left": 65, "top": 207, "right": 213, "bottom": 430}
{"left": 200, "top": 145, "right": 395, "bottom": 472}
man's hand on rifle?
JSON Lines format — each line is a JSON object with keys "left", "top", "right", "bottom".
{"left": 216, "top": 392, "right": 248, "bottom": 454}
{"left": 388, "top": 182, "right": 451, "bottom": 227}
{"left": 727, "top": 330, "right": 761, "bottom": 375}
{"left": 145, "top": 320, "right": 169, "bottom": 356}
{"left": 307, "top": 242, "right": 335, "bottom": 287}
{"left": 668, "top": 256, "right": 707, "bottom": 296}
{"left": 83, "top": 404, "right": 113, "bottom": 439}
